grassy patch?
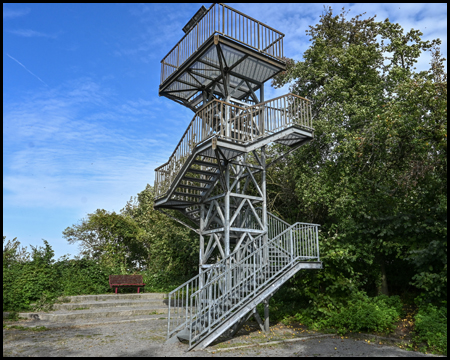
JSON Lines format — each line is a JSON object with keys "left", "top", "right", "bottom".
{"left": 149, "top": 310, "right": 163, "bottom": 315}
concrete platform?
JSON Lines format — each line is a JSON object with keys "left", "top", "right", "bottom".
{"left": 17, "top": 293, "right": 170, "bottom": 323}
{"left": 53, "top": 299, "right": 167, "bottom": 311}
{"left": 58, "top": 293, "right": 166, "bottom": 303}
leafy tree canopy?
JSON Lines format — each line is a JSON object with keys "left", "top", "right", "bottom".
{"left": 269, "top": 7, "right": 447, "bottom": 302}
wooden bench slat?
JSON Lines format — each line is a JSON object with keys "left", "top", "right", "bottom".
{"left": 109, "top": 275, "right": 146, "bottom": 294}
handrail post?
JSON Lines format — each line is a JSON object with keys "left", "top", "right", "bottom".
{"left": 289, "top": 228, "right": 293, "bottom": 261}
{"left": 257, "top": 23, "right": 260, "bottom": 51}
{"left": 185, "top": 283, "right": 189, "bottom": 327}
{"left": 167, "top": 293, "right": 171, "bottom": 339}
{"left": 316, "top": 225, "right": 320, "bottom": 261}
{"left": 189, "top": 292, "right": 193, "bottom": 347}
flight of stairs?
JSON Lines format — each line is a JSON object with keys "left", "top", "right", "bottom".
{"left": 166, "top": 215, "right": 321, "bottom": 350}
{"left": 16, "top": 293, "right": 170, "bottom": 325}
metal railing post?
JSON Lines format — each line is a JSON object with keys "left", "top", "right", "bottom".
{"left": 167, "top": 293, "right": 171, "bottom": 339}
{"left": 316, "top": 226, "right": 320, "bottom": 261}
{"left": 257, "top": 23, "right": 261, "bottom": 51}
{"left": 289, "top": 228, "right": 293, "bottom": 261}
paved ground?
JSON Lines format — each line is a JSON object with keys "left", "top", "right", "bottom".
{"left": 3, "top": 317, "right": 441, "bottom": 357}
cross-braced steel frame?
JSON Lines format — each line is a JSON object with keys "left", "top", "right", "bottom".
{"left": 199, "top": 148, "right": 266, "bottom": 278}
{"left": 197, "top": 147, "right": 274, "bottom": 332}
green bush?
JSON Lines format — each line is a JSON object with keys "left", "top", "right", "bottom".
{"left": 413, "top": 304, "right": 447, "bottom": 355}
{"left": 3, "top": 240, "right": 60, "bottom": 311}
{"left": 324, "top": 294, "right": 402, "bottom": 335}
{"left": 55, "top": 257, "right": 115, "bottom": 296}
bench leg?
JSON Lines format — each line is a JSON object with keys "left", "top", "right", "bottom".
{"left": 137, "top": 287, "right": 140, "bottom": 294}
{"left": 115, "top": 287, "right": 118, "bottom": 294}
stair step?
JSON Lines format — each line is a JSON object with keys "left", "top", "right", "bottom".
{"left": 18, "top": 305, "right": 169, "bottom": 322}
{"left": 184, "top": 176, "right": 215, "bottom": 183}
{"left": 59, "top": 293, "right": 166, "bottom": 303}
{"left": 178, "top": 184, "right": 207, "bottom": 191}
{"left": 192, "top": 160, "right": 220, "bottom": 168}
{"left": 173, "top": 192, "right": 203, "bottom": 198}
{"left": 187, "top": 168, "right": 217, "bottom": 176}
{"left": 17, "top": 293, "right": 171, "bottom": 323}
{"left": 53, "top": 299, "right": 166, "bottom": 310}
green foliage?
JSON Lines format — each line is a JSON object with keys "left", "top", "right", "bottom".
{"left": 413, "top": 303, "right": 447, "bottom": 355}
{"left": 323, "top": 294, "right": 402, "bottom": 335}
{"left": 3, "top": 186, "right": 199, "bottom": 311}
{"left": 3, "top": 239, "right": 59, "bottom": 311}
{"left": 121, "top": 184, "right": 198, "bottom": 281}
{"left": 270, "top": 6, "right": 447, "bottom": 306}
{"left": 62, "top": 209, "right": 147, "bottom": 272}
{"left": 54, "top": 256, "right": 114, "bottom": 296}
{"left": 62, "top": 185, "right": 198, "bottom": 285}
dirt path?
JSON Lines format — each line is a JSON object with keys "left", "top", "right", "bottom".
{"left": 3, "top": 318, "right": 440, "bottom": 357}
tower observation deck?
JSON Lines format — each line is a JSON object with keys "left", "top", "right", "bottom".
{"left": 154, "top": 3, "right": 321, "bottom": 350}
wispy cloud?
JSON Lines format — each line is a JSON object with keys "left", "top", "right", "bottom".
{"left": 6, "top": 53, "right": 48, "bottom": 86}
{"left": 3, "top": 7, "right": 30, "bottom": 19}
{"left": 8, "top": 28, "right": 58, "bottom": 38}
{"left": 3, "top": 78, "right": 175, "bottom": 214}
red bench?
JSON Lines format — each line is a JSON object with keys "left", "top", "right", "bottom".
{"left": 109, "top": 275, "right": 145, "bottom": 294}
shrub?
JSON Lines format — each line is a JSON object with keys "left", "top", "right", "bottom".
{"left": 413, "top": 304, "right": 447, "bottom": 355}
{"left": 54, "top": 257, "right": 114, "bottom": 296}
{"left": 3, "top": 240, "right": 60, "bottom": 311}
{"left": 324, "top": 294, "right": 402, "bottom": 335}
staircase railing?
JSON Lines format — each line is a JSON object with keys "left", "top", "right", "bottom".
{"left": 167, "top": 211, "right": 289, "bottom": 339}
{"left": 161, "top": 3, "right": 285, "bottom": 85}
{"left": 166, "top": 212, "right": 320, "bottom": 347}
{"left": 155, "top": 94, "right": 312, "bottom": 199}
{"left": 188, "top": 222, "right": 319, "bottom": 348}
{"left": 155, "top": 100, "right": 244, "bottom": 198}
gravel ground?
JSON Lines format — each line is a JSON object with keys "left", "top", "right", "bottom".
{"left": 3, "top": 318, "right": 442, "bottom": 357}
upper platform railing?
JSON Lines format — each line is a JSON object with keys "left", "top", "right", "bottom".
{"left": 154, "top": 94, "right": 312, "bottom": 199}
{"left": 160, "top": 3, "right": 285, "bottom": 85}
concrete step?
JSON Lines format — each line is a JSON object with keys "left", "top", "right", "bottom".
{"left": 53, "top": 298, "right": 167, "bottom": 310}
{"left": 19, "top": 305, "right": 170, "bottom": 322}
{"left": 59, "top": 293, "right": 166, "bottom": 303}
{"left": 17, "top": 293, "right": 170, "bottom": 323}
{"left": 6, "top": 314, "right": 168, "bottom": 330}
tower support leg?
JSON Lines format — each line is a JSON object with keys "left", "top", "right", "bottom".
{"left": 264, "top": 296, "right": 271, "bottom": 332}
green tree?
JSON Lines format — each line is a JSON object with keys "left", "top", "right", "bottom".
{"left": 62, "top": 185, "right": 199, "bottom": 284}
{"left": 121, "top": 184, "right": 198, "bottom": 282}
{"left": 62, "top": 209, "right": 147, "bottom": 272}
{"left": 270, "top": 7, "right": 446, "bottom": 305}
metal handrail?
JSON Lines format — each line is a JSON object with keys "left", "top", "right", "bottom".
{"left": 154, "top": 99, "right": 245, "bottom": 198}
{"left": 154, "top": 93, "right": 312, "bottom": 199}
{"left": 160, "top": 3, "right": 285, "bottom": 84}
{"left": 166, "top": 212, "right": 320, "bottom": 346}
{"left": 167, "top": 211, "right": 285, "bottom": 339}
{"left": 188, "top": 222, "right": 319, "bottom": 348}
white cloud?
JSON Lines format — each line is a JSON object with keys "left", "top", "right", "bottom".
{"left": 3, "top": 78, "right": 176, "bottom": 214}
{"left": 8, "top": 29, "right": 58, "bottom": 38}
{"left": 3, "top": 7, "right": 30, "bottom": 19}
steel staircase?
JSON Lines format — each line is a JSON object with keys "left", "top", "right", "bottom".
{"left": 166, "top": 212, "right": 321, "bottom": 350}
{"left": 153, "top": 3, "right": 321, "bottom": 351}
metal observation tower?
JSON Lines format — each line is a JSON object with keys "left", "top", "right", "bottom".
{"left": 153, "top": 3, "right": 322, "bottom": 350}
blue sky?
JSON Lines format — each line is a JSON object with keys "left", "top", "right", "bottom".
{"left": 3, "top": 3, "right": 447, "bottom": 259}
